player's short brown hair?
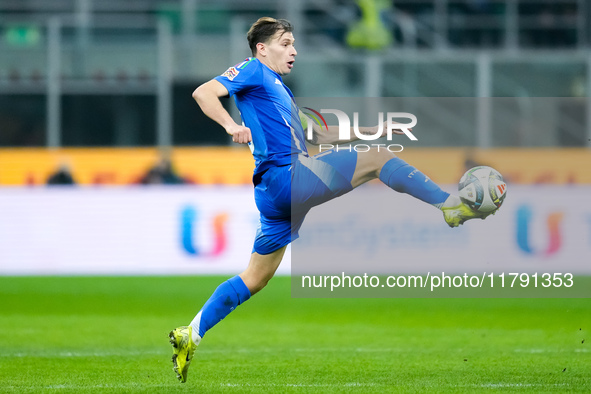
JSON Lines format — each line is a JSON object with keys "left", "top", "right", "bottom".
{"left": 247, "top": 17, "right": 293, "bottom": 56}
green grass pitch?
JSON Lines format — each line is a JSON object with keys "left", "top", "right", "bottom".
{"left": 0, "top": 276, "right": 589, "bottom": 392}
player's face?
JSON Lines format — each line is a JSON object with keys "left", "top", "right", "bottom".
{"left": 259, "top": 31, "right": 297, "bottom": 75}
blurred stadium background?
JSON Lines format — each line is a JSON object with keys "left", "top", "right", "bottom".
{"left": 1, "top": 1, "right": 590, "bottom": 391}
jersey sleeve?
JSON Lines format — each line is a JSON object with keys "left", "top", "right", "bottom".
{"left": 214, "top": 58, "right": 261, "bottom": 97}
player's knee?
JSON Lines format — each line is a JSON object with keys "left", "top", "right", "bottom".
{"left": 351, "top": 147, "right": 398, "bottom": 185}
{"left": 375, "top": 146, "right": 396, "bottom": 160}
{"left": 362, "top": 148, "right": 396, "bottom": 172}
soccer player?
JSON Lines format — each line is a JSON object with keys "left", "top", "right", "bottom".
{"left": 169, "top": 17, "right": 490, "bottom": 382}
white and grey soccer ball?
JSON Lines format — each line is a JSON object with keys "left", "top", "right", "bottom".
{"left": 458, "top": 166, "right": 507, "bottom": 213}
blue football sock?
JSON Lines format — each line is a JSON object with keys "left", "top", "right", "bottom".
{"left": 189, "top": 275, "right": 251, "bottom": 341}
{"left": 379, "top": 157, "right": 449, "bottom": 207}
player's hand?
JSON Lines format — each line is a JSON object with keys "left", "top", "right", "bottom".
{"left": 226, "top": 124, "right": 252, "bottom": 144}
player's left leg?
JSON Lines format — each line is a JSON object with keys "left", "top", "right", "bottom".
{"left": 351, "top": 149, "right": 490, "bottom": 226}
{"left": 299, "top": 148, "right": 449, "bottom": 209}
{"left": 352, "top": 149, "right": 449, "bottom": 204}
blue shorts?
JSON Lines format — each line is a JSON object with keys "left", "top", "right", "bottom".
{"left": 253, "top": 149, "right": 357, "bottom": 255}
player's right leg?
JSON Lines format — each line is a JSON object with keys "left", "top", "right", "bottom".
{"left": 169, "top": 272, "right": 251, "bottom": 384}
{"left": 239, "top": 246, "right": 287, "bottom": 294}
{"left": 169, "top": 326, "right": 197, "bottom": 383}
{"left": 170, "top": 165, "right": 292, "bottom": 383}
{"left": 169, "top": 246, "right": 286, "bottom": 383}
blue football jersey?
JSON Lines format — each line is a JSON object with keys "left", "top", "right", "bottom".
{"left": 214, "top": 58, "right": 308, "bottom": 182}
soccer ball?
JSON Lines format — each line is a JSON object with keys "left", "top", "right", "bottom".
{"left": 458, "top": 166, "right": 507, "bottom": 213}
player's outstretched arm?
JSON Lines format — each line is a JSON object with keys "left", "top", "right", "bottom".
{"left": 192, "top": 80, "right": 252, "bottom": 144}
